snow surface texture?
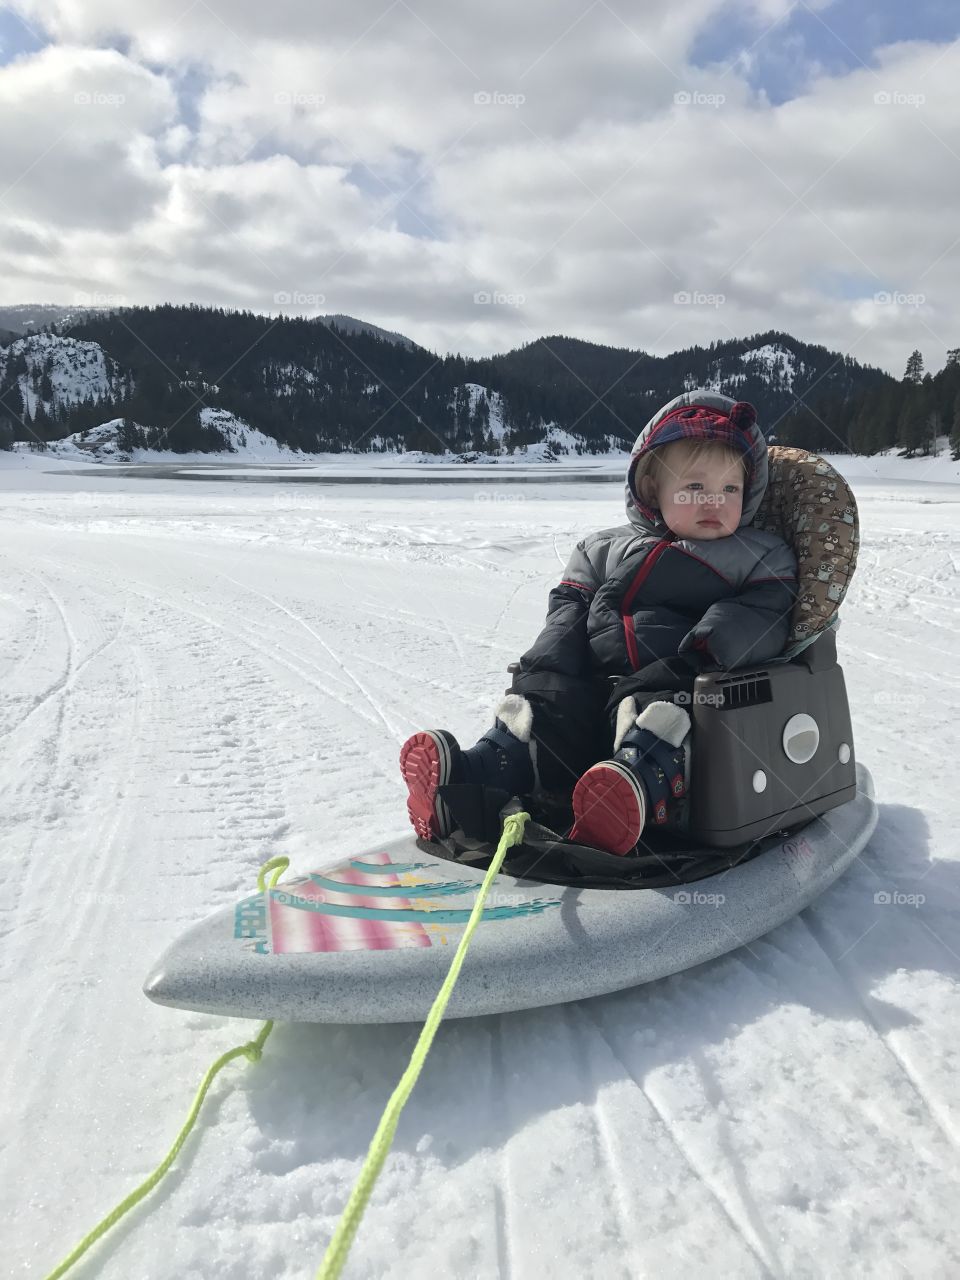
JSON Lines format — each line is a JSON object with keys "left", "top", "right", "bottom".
{"left": 1, "top": 449, "right": 958, "bottom": 1278}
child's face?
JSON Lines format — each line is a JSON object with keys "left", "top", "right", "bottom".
{"left": 648, "top": 442, "right": 745, "bottom": 540}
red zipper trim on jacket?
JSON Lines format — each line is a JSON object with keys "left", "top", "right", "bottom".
{"left": 621, "top": 538, "right": 672, "bottom": 671}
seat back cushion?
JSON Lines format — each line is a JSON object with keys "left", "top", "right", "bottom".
{"left": 752, "top": 446, "right": 860, "bottom": 647}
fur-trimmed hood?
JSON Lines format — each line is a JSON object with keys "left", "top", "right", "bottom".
{"left": 625, "top": 389, "right": 770, "bottom": 535}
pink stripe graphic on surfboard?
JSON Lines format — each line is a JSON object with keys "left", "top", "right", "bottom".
{"left": 269, "top": 850, "right": 435, "bottom": 953}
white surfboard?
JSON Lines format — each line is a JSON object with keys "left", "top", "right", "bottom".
{"left": 143, "top": 765, "right": 877, "bottom": 1023}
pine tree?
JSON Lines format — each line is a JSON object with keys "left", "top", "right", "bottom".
{"left": 1, "top": 380, "right": 26, "bottom": 439}
{"left": 903, "top": 349, "right": 924, "bottom": 384}
{"left": 950, "top": 389, "right": 960, "bottom": 461}
{"left": 897, "top": 351, "right": 927, "bottom": 455}
{"left": 469, "top": 392, "right": 490, "bottom": 451}
{"left": 897, "top": 386, "right": 927, "bottom": 456}
{"left": 855, "top": 404, "right": 875, "bottom": 460}
{"left": 875, "top": 385, "right": 901, "bottom": 452}
{"left": 920, "top": 373, "right": 939, "bottom": 455}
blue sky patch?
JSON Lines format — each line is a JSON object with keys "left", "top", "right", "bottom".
{"left": 0, "top": 8, "right": 49, "bottom": 65}
{"left": 691, "top": 1, "right": 960, "bottom": 104}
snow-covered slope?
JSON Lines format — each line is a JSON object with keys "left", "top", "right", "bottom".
{"left": 740, "top": 341, "right": 797, "bottom": 390}
{"left": 194, "top": 408, "right": 306, "bottom": 462}
{"left": 38, "top": 418, "right": 136, "bottom": 462}
{"left": 0, "top": 331, "right": 126, "bottom": 419}
{"left": 13, "top": 408, "right": 307, "bottom": 465}
{"left": 1, "top": 449, "right": 958, "bottom": 1277}
{"left": 683, "top": 340, "right": 804, "bottom": 396}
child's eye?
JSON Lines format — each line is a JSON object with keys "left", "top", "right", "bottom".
{"left": 723, "top": 484, "right": 741, "bottom": 493}
{"left": 686, "top": 482, "right": 703, "bottom": 490}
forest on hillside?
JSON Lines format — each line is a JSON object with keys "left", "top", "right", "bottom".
{"left": 1, "top": 305, "right": 958, "bottom": 458}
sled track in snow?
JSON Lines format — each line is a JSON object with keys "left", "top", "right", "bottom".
{"left": 0, "top": 564, "right": 147, "bottom": 1126}
{"left": 215, "top": 572, "right": 406, "bottom": 743}
{"left": 0, "top": 562, "right": 128, "bottom": 949}
{"left": 0, "top": 561, "right": 49, "bottom": 693}
{"left": 576, "top": 999, "right": 778, "bottom": 1278}
{"left": 489, "top": 1018, "right": 515, "bottom": 1280}
{"left": 48, "top": 557, "right": 389, "bottom": 741}
{"left": 559, "top": 1004, "right": 636, "bottom": 1266}
{"left": 799, "top": 910, "right": 960, "bottom": 1154}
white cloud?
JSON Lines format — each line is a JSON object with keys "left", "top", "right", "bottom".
{"left": 1, "top": 3, "right": 958, "bottom": 373}
{"left": 0, "top": 45, "right": 175, "bottom": 228}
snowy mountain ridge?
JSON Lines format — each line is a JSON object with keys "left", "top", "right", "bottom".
{"left": 0, "top": 308, "right": 913, "bottom": 458}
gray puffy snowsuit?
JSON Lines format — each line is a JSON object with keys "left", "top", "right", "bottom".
{"left": 498, "top": 389, "right": 798, "bottom": 796}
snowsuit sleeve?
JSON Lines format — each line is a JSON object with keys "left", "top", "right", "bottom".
{"left": 508, "top": 536, "right": 613, "bottom": 791}
{"left": 678, "top": 539, "right": 798, "bottom": 671}
{"left": 515, "top": 538, "right": 603, "bottom": 678}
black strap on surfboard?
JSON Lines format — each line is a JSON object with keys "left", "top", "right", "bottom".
{"left": 419, "top": 782, "right": 783, "bottom": 890}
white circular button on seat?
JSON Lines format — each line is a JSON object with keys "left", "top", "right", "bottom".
{"left": 752, "top": 769, "right": 767, "bottom": 793}
{"left": 838, "top": 742, "right": 851, "bottom": 764}
{"left": 783, "top": 713, "right": 819, "bottom": 764}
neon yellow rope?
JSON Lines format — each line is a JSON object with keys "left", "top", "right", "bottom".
{"left": 317, "top": 809, "right": 530, "bottom": 1279}
{"left": 42, "top": 812, "right": 531, "bottom": 1280}
{"left": 43, "top": 857, "right": 289, "bottom": 1280}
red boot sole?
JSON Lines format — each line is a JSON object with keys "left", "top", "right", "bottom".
{"left": 399, "top": 731, "right": 455, "bottom": 841}
{"left": 569, "top": 762, "right": 646, "bottom": 856}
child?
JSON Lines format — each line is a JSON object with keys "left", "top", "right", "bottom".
{"left": 399, "top": 390, "right": 798, "bottom": 855}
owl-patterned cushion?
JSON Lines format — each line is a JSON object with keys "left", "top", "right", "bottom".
{"left": 753, "top": 446, "right": 859, "bottom": 647}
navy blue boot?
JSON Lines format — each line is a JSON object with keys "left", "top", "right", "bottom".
{"left": 569, "top": 701, "right": 690, "bottom": 855}
{"left": 400, "top": 708, "right": 536, "bottom": 841}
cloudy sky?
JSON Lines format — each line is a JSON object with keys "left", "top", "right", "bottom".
{"left": 1, "top": 0, "right": 958, "bottom": 375}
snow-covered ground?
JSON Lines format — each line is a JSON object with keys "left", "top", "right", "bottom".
{"left": 2, "top": 448, "right": 958, "bottom": 1279}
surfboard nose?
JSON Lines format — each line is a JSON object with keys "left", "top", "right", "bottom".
{"left": 142, "top": 960, "right": 180, "bottom": 1007}
{"left": 142, "top": 942, "right": 208, "bottom": 1010}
